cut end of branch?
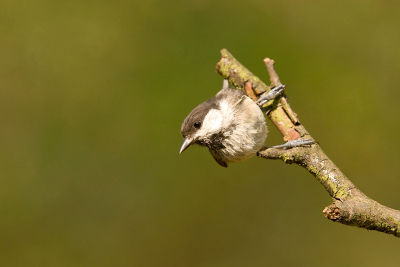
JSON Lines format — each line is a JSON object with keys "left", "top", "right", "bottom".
{"left": 323, "top": 204, "right": 341, "bottom": 221}
{"left": 263, "top": 58, "right": 274, "bottom": 65}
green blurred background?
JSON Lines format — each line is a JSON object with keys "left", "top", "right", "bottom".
{"left": 1, "top": 0, "right": 399, "bottom": 266}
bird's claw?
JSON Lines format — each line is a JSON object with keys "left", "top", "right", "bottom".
{"left": 256, "top": 84, "right": 286, "bottom": 106}
{"left": 270, "top": 139, "right": 317, "bottom": 149}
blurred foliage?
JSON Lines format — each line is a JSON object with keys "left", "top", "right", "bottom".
{"left": 0, "top": 0, "right": 400, "bottom": 266}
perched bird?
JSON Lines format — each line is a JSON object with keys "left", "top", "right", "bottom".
{"left": 180, "top": 80, "right": 315, "bottom": 167}
{"left": 179, "top": 80, "right": 271, "bottom": 167}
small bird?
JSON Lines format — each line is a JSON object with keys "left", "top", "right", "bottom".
{"left": 180, "top": 80, "right": 315, "bottom": 167}
{"left": 179, "top": 80, "right": 271, "bottom": 167}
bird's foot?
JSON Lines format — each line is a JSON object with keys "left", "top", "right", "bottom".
{"left": 255, "top": 84, "right": 286, "bottom": 106}
{"left": 270, "top": 139, "right": 316, "bottom": 150}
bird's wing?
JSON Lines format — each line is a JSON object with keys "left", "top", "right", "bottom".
{"left": 209, "top": 149, "right": 228, "bottom": 168}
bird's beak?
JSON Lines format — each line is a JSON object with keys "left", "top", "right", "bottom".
{"left": 179, "top": 137, "right": 193, "bottom": 154}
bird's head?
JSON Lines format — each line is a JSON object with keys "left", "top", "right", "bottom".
{"left": 180, "top": 97, "right": 224, "bottom": 153}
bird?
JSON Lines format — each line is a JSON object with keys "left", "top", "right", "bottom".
{"left": 179, "top": 80, "right": 271, "bottom": 167}
{"left": 179, "top": 80, "right": 316, "bottom": 167}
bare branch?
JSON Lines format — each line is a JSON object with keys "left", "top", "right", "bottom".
{"left": 215, "top": 48, "right": 400, "bottom": 238}
{"left": 264, "top": 58, "right": 281, "bottom": 87}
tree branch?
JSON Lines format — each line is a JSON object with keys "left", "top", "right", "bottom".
{"left": 215, "top": 49, "right": 400, "bottom": 238}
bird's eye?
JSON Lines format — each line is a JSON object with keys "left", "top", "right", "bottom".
{"left": 194, "top": 121, "right": 201, "bottom": 129}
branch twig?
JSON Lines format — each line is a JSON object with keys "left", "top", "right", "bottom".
{"left": 215, "top": 48, "right": 400, "bottom": 238}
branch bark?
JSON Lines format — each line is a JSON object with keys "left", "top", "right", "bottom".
{"left": 215, "top": 49, "right": 400, "bottom": 238}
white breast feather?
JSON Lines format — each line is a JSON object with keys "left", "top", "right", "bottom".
{"left": 196, "top": 96, "right": 268, "bottom": 164}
